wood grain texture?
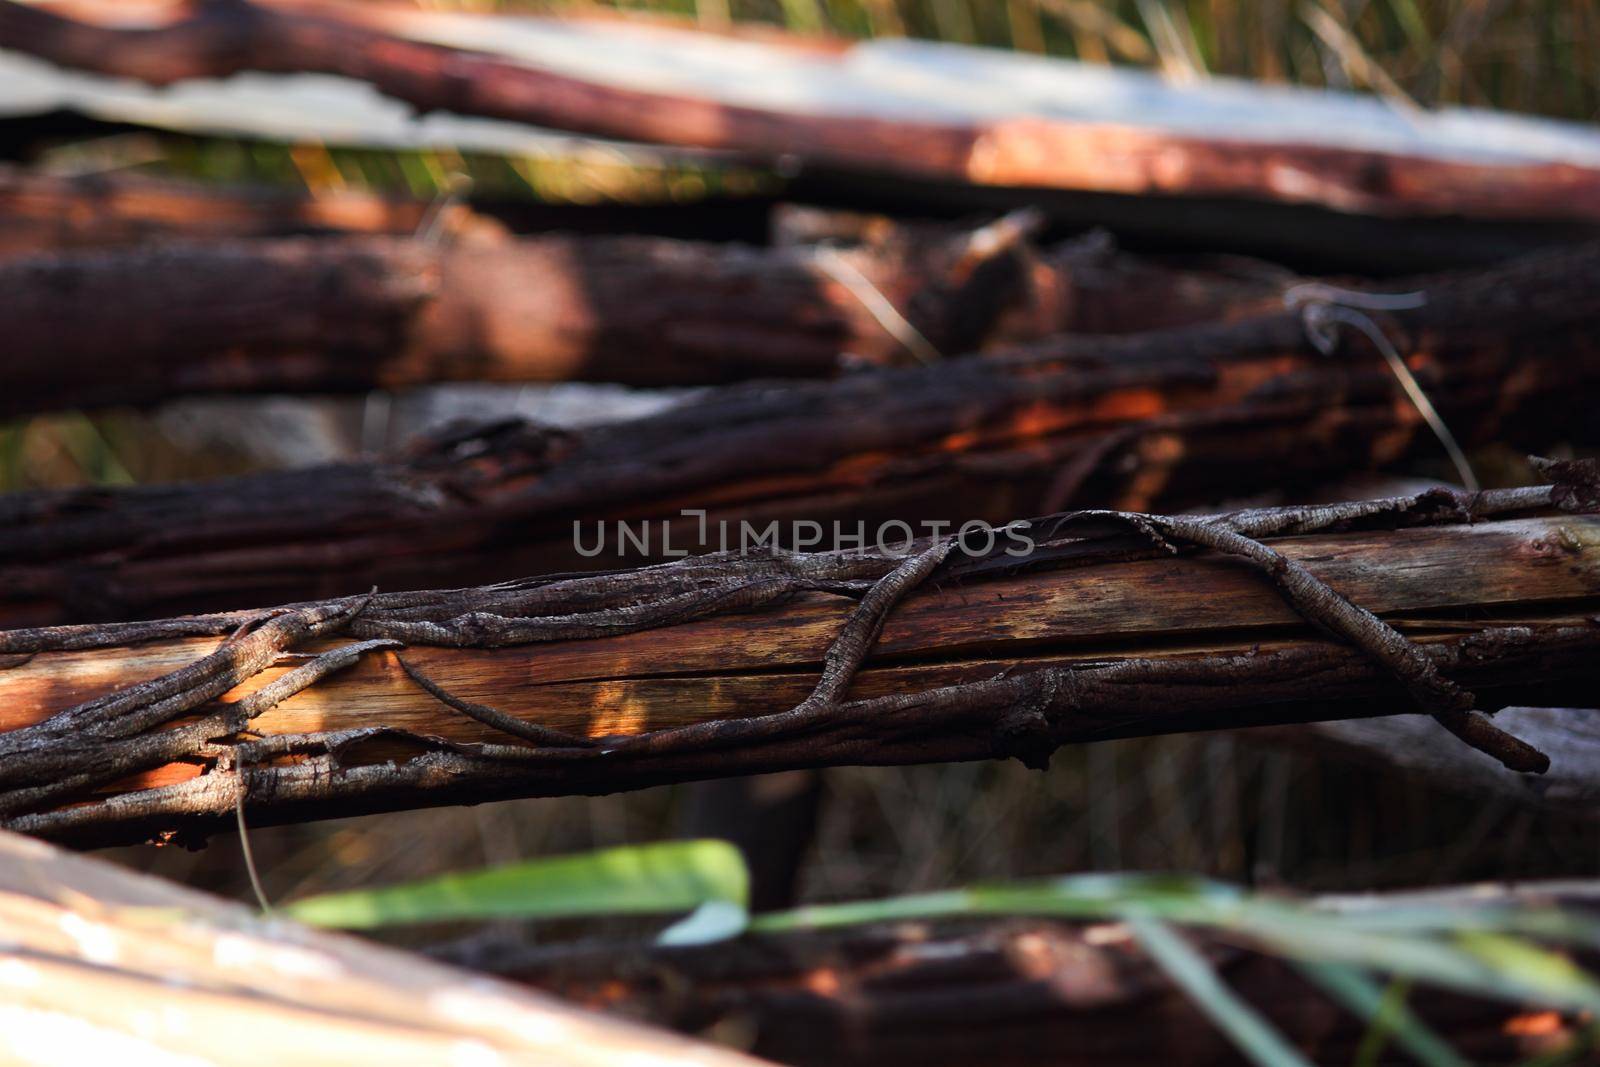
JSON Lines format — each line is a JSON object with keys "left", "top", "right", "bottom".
{"left": 7, "top": 515, "right": 1595, "bottom": 738}
{"left": 0, "top": 829, "right": 769, "bottom": 1067}
{"left": 3, "top": 495, "right": 1597, "bottom": 844}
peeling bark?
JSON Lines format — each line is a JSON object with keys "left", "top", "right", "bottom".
{"left": 2, "top": 483, "right": 1596, "bottom": 847}
{"left": 4, "top": 240, "right": 1598, "bottom": 627}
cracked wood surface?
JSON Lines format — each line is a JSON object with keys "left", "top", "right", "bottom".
{"left": 2, "top": 483, "right": 1596, "bottom": 846}
{"left": 5, "top": 238, "right": 1598, "bottom": 628}
{"left": 0, "top": 829, "right": 770, "bottom": 1067}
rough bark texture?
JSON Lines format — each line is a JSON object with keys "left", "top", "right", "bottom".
{"left": 0, "top": 828, "right": 771, "bottom": 1067}
{"left": 2, "top": 481, "right": 1596, "bottom": 847}
{"left": 1234, "top": 474, "right": 1600, "bottom": 816}
{"left": 448, "top": 886, "right": 1600, "bottom": 1066}
{"left": 0, "top": 214, "right": 1280, "bottom": 414}
{"left": 4, "top": 0, "right": 1600, "bottom": 222}
{"left": 4, "top": 239, "right": 1598, "bottom": 627}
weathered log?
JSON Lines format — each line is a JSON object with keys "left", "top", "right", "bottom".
{"left": 1232, "top": 474, "right": 1600, "bottom": 815}
{"left": 0, "top": 163, "right": 785, "bottom": 254}
{"left": 1247, "top": 708, "right": 1600, "bottom": 816}
{"left": 0, "top": 214, "right": 1279, "bottom": 415}
{"left": 0, "top": 828, "right": 769, "bottom": 1067}
{"left": 5, "top": 239, "right": 1598, "bottom": 628}
{"left": 2, "top": 481, "right": 1596, "bottom": 847}
{"left": 447, "top": 885, "right": 1600, "bottom": 1066}
{"left": 0, "top": 163, "right": 458, "bottom": 254}
{"left": 6, "top": 0, "right": 1600, "bottom": 225}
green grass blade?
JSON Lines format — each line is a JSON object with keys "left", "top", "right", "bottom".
{"left": 283, "top": 839, "right": 748, "bottom": 929}
{"left": 753, "top": 872, "right": 1600, "bottom": 1015}
{"left": 1126, "top": 913, "right": 1314, "bottom": 1067}
{"left": 752, "top": 872, "right": 1243, "bottom": 933}
{"left": 1296, "top": 962, "right": 1468, "bottom": 1067}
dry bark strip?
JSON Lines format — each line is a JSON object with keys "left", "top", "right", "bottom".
{"left": 0, "top": 212, "right": 1280, "bottom": 415}
{"left": 0, "top": 829, "right": 770, "bottom": 1067}
{"left": 446, "top": 884, "right": 1600, "bottom": 1066}
{"left": 5, "top": 238, "right": 1599, "bottom": 628}
{"left": 5, "top": 0, "right": 1600, "bottom": 222}
{"left": 1, "top": 478, "right": 1597, "bottom": 847}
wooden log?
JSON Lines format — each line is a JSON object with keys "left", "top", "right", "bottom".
{"left": 2, "top": 481, "right": 1596, "bottom": 846}
{"left": 448, "top": 885, "right": 1600, "bottom": 1066}
{"left": 1229, "top": 474, "right": 1600, "bottom": 816}
{"left": 1246, "top": 708, "right": 1600, "bottom": 815}
{"left": 0, "top": 164, "right": 785, "bottom": 254}
{"left": 6, "top": 0, "right": 1600, "bottom": 225}
{"left": 0, "top": 214, "right": 1279, "bottom": 415}
{"left": 4, "top": 239, "right": 1598, "bottom": 628}
{"left": 0, "top": 163, "right": 455, "bottom": 254}
{"left": 0, "top": 828, "right": 770, "bottom": 1067}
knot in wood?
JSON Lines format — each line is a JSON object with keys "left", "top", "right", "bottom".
{"left": 995, "top": 670, "right": 1072, "bottom": 771}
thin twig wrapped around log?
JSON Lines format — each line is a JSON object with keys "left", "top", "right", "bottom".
{"left": 2, "top": 475, "right": 1596, "bottom": 847}
{"left": 4, "top": 238, "right": 1598, "bottom": 627}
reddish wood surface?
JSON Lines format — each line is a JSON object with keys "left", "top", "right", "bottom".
{"left": 0, "top": 165, "right": 452, "bottom": 254}
{"left": 0, "top": 219, "right": 1276, "bottom": 414}
{"left": 5, "top": 0, "right": 1600, "bottom": 221}
{"left": 4, "top": 239, "right": 1597, "bottom": 627}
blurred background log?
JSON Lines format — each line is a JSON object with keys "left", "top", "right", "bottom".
{"left": 0, "top": 211, "right": 1287, "bottom": 415}
{"left": 0, "top": 829, "right": 771, "bottom": 1067}
{"left": 448, "top": 884, "right": 1600, "bottom": 1066}
{"left": 1247, "top": 708, "right": 1600, "bottom": 816}
{"left": 4, "top": 3, "right": 1600, "bottom": 273}
{"left": 4, "top": 238, "right": 1597, "bottom": 626}
{"left": 0, "top": 163, "right": 449, "bottom": 252}
{"left": 6, "top": 0, "right": 1600, "bottom": 227}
